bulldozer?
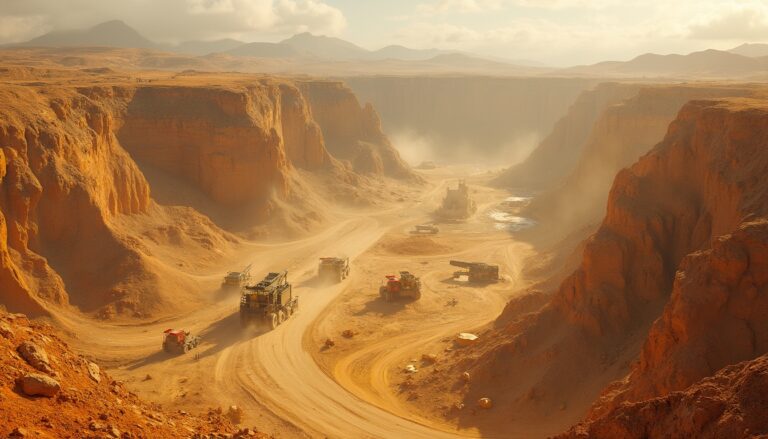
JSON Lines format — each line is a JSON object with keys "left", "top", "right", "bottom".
{"left": 379, "top": 271, "right": 422, "bottom": 302}
{"left": 240, "top": 270, "right": 298, "bottom": 330}
{"left": 318, "top": 257, "right": 350, "bottom": 283}
{"left": 224, "top": 263, "right": 252, "bottom": 287}
{"left": 450, "top": 260, "right": 500, "bottom": 283}
{"left": 162, "top": 329, "right": 200, "bottom": 354}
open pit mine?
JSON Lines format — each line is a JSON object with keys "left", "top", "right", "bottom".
{"left": 2, "top": 12, "right": 768, "bottom": 439}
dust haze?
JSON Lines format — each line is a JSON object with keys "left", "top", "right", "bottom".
{"left": 1, "top": 2, "right": 768, "bottom": 439}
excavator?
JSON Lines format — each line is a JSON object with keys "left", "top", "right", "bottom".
{"left": 450, "top": 260, "right": 499, "bottom": 283}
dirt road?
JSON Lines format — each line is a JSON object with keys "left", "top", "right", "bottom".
{"left": 50, "top": 167, "right": 531, "bottom": 438}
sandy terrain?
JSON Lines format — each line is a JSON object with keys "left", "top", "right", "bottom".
{"left": 308, "top": 172, "right": 536, "bottom": 436}
{"left": 36, "top": 165, "right": 534, "bottom": 438}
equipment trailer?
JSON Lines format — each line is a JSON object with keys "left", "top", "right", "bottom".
{"left": 240, "top": 271, "right": 298, "bottom": 330}
{"left": 450, "top": 260, "right": 500, "bottom": 283}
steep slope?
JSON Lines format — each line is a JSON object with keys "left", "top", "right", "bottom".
{"left": 409, "top": 97, "right": 768, "bottom": 437}
{"left": 587, "top": 218, "right": 768, "bottom": 418}
{"left": 560, "top": 353, "right": 768, "bottom": 439}
{"left": 526, "top": 84, "right": 755, "bottom": 241}
{"left": 493, "top": 82, "right": 640, "bottom": 189}
{"left": 298, "top": 80, "right": 415, "bottom": 178}
{"left": 0, "top": 67, "right": 411, "bottom": 319}
{"left": 0, "top": 82, "right": 235, "bottom": 318}
{"left": 0, "top": 311, "right": 260, "bottom": 438}
{"left": 343, "top": 77, "right": 596, "bottom": 165}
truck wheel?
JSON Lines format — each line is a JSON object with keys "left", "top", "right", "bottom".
{"left": 385, "top": 290, "right": 393, "bottom": 302}
{"left": 278, "top": 311, "right": 285, "bottom": 324}
{"left": 268, "top": 313, "right": 278, "bottom": 330}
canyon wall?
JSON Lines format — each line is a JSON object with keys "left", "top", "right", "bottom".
{"left": 343, "top": 76, "right": 597, "bottom": 165}
{"left": 561, "top": 353, "right": 768, "bottom": 439}
{"left": 0, "top": 70, "right": 410, "bottom": 318}
{"left": 0, "top": 84, "right": 155, "bottom": 316}
{"left": 298, "top": 80, "right": 414, "bottom": 179}
{"left": 526, "top": 85, "right": 755, "bottom": 242}
{"left": 494, "top": 82, "right": 641, "bottom": 190}
{"left": 431, "top": 97, "right": 768, "bottom": 437}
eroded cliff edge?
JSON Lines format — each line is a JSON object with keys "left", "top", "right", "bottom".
{"left": 0, "top": 71, "right": 413, "bottom": 319}
{"left": 409, "top": 97, "right": 768, "bottom": 437}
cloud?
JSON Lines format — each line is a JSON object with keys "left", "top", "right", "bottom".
{"left": 416, "top": 0, "right": 503, "bottom": 15}
{"left": 688, "top": 7, "right": 768, "bottom": 40}
{"left": 0, "top": 0, "right": 346, "bottom": 43}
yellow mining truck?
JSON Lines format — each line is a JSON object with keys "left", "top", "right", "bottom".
{"left": 318, "top": 257, "right": 350, "bottom": 283}
{"left": 240, "top": 271, "right": 298, "bottom": 330}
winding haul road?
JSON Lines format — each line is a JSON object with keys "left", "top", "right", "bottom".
{"left": 54, "top": 171, "right": 522, "bottom": 438}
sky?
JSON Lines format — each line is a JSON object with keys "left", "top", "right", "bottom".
{"left": 1, "top": 0, "right": 768, "bottom": 65}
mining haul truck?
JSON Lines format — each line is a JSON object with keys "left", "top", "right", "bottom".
{"left": 224, "top": 263, "right": 252, "bottom": 287}
{"left": 240, "top": 270, "right": 298, "bottom": 330}
{"left": 379, "top": 271, "right": 422, "bottom": 302}
{"left": 162, "top": 329, "right": 200, "bottom": 354}
{"left": 450, "top": 260, "right": 500, "bottom": 283}
{"left": 318, "top": 257, "right": 350, "bottom": 283}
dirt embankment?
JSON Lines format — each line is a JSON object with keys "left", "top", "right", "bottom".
{"left": 0, "top": 68, "right": 413, "bottom": 321}
{"left": 407, "top": 97, "right": 768, "bottom": 437}
{"left": 0, "top": 310, "right": 264, "bottom": 438}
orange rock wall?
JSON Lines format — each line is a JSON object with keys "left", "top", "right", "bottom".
{"left": 298, "top": 80, "right": 414, "bottom": 178}
{"left": 528, "top": 86, "right": 754, "bottom": 238}
{"left": 454, "top": 98, "right": 768, "bottom": 436}
{"left": 495, "top": 83, "right": 640, "bottom": 189}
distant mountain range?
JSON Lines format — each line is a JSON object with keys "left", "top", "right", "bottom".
{"left": 8, "top": 20, "right": 479, "bottom": 63}
{"left": 6, "top": 20, "right": 768, "bottom": 79}
{"left": 18, "top": 20, "right": 157, "bottom": 49}
{"left": 559, "top": 48, "right": 768, "bottom": 78}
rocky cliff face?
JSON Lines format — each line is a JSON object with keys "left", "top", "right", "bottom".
{"left": 0, "top": 70, "right": 409, "bottom": 318}
{"left": 525, "top": 85, "right": 754, "bottom": 242}
{"left": 343, "top": 76, "right": 596, "bottom": 165}
{"left": 298, "top": 80, "right": 414, "bottom": 179}
{"left": 427, "top": 98, "right": 768, "bottom": 437}
{"left": 587, "top": 218, "right": 768, "bottom": 419}
{"left": 494, "top": 83, "right": 640, "bottom": 189}
{"left": 117, "top": 81, "right": 336, "bottom": 208}
{"left": 0, "top": 84, "right": 156, "bottom": 316}
{"left": 560, "top": 353, "right": 768, "bottom": 439}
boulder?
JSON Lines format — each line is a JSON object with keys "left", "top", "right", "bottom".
{"left": 87, "top": 362, "right": 101, "bottom": 383}
{"left": 18, "top": 373, "right": 60, "bottom": 397}
{"left": 17, "top": 341, "right": 54, "bottom": 374}
{"left": 455, "top": 333, "right": 478, "bottom": 346}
